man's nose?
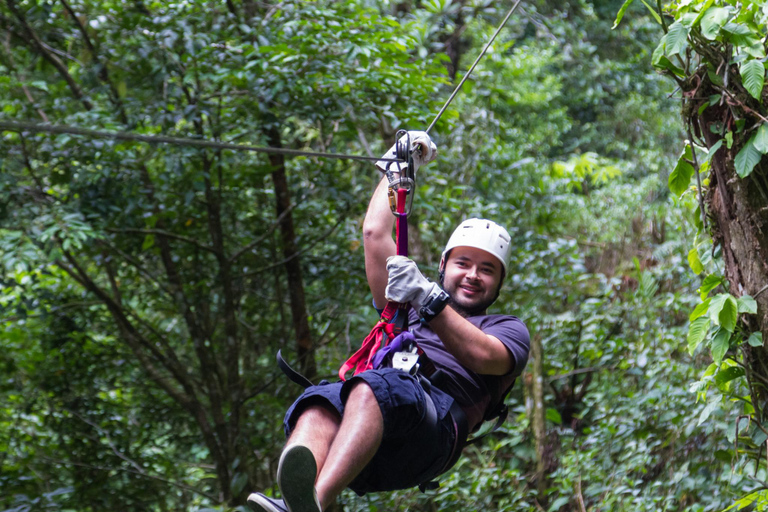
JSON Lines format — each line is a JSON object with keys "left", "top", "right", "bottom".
{"left": 466, "top": 266, "right": 479, "bottom": 280}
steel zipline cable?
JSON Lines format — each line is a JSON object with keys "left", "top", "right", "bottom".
{"left": 0, "top": 1, "right": 522, "bottom": 161}
{"left": 425, "top": 0, "right": 523, "bottom": 134}
{"left": 0, "top": 120, "right": 401, "bottom": 163}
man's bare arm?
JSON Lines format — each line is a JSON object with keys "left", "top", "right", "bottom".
{"left": 427, "top": 307, "right": 514, "bottom": 375}
{"left": 363, "top": 175, "right": 397, "bottom": 309}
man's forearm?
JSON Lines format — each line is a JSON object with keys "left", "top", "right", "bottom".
{"left": 363, "top": 175, "right": 397, "bottom": 308}
{"left": 428, "top": 306, "right": 513, "bottom": 375}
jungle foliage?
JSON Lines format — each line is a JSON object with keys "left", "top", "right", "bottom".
{"left": 0, "top": 0, "right": 761, "bottom": 511}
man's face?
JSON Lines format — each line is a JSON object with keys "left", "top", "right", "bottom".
{"left": 441, "top": 246, "right": 503, "bottom": 316}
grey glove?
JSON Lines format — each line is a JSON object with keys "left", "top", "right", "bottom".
{"left": 385, "top": 255, "right": 442, "bottom": 310}
{"left": 376, "top": 131, "right": 438, "bottom": 174}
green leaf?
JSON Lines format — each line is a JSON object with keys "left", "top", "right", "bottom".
{"left": 546, "top": 408, "right": 562, "bottom": 425}
{"left": 697, "top": 398, "right": 721, "bottom": 426}
{"left": 715, "top": 365, "right": 744, "bottom": 386}
{"left": 692, "top": 0, "right": 715, "bottom": 28}
{"left": 698, "top": 275, "right": 723, "bottom": 299}
{"left": 699, "top": 7, "right": 730, "bottom": 40}
{"left": 690, "top": 297, "right": 711, "bottom": 321}
{"left": 669, "top": 146, "right": 695, "bottom": 196}
{"left": 720, "top": 295, "right": 738, "bottom": 332}
{"left": 688, "top": 316, "right": 711, "bottom": 355}
{"left": 688, "top": 248, "right": 704, "bottom": 274}
{"left": 737, "top": 295, "right": 757, "bottom": 314}
{"left": 638, "top": 0, "right": 662, "bottom": 25}
{"left": 704, "top": 139, "right": 723, "bottom": 163}
{"left": 665, "top": 21, "right": 690, "bottom": 57}
{"left": 734, "top": 135, "right": 762, "bottom": 178}
{"left": 711, "top": 328, "right": 731, "bottom": 364}
{"left": 740, "top": 59, "right": 765, "bottom": 101}
{"left": 754, "top": 123, "right": 768, "bottom": 153}
{"left": 613, "top": 0, "right": 635, "bottom": 29}
{"left": 709, "top": 294, "right": 730, "bottom": 326}
{"left": 748, "top": 332, "right": 763, "bottom": 347}
{"left": 725, "top": 131, "right": 734, "bottom": 149}
{"left": 651, "top": 36, "right": 686, "bottom": 76}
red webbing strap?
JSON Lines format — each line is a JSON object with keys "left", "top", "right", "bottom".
{"left": 339, "top": 187, "right": 410, "bottom": 381}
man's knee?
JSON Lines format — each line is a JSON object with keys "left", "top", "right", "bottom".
{"left": 296, "top": 402, "right": 341, "bottom": 426}
{"left": 345, "top": 379, "right": 378, "bottom": 407}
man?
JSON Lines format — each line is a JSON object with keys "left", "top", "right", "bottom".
{"left": 248, "top": 132, "right": 529, "bottom": 512}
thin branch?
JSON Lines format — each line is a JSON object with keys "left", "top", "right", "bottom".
{"left": 65, "top": 408, "right": 146, "bottom": 475}
{"left": 39, "top": 457, "right": 218, "bottom": 501}
{"left": 107, "top": 228, "right": 217, "bottom": 254}
{"left": 6, "top": 0, "right": 93, "bottom": 110}
{"left": 241, "top": 214, "right": 346, "bottom": 277}
{"left": 228, "top": 201, "right": 297, "bottom": 263}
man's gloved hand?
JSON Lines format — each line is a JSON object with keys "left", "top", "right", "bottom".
{"left": 385, "top": 255, "right": 442, "bottom": 310}
{"left": 375, "top": 131, "right": 437, "bottom": 174}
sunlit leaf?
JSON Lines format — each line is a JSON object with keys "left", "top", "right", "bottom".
{"left": 688, "top": 316, "right": 711, "bottom": 355}
{"left": 710, "top": 328, "right": 731, "bottom": 364}
{"left": 740, "top": 59, "right": 765, "bottom": 101}
{"left": 737, "top": 295, "right": 757, "bottom": 314}
{"left": 734, "top": 135, "right": 762, "bottom": 178}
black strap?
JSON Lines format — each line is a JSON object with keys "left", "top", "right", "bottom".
{"left": 276, "top": 350, "right": 314, "bottom": 389}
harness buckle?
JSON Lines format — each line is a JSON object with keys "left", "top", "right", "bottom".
{"left": 392, "top": 346, "right": 420, "bottom": 375}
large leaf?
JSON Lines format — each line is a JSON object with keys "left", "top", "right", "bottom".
{"left": 740, "top": 59, "right": 765, "bottom": 101}
{"left": 721, "top": 295, "right": 738, "bottom": 331}
{"left": 688, "top": 248, "right": 704, "bottom": 274}
{"left": 710, "top": 328, "right": 731, "bottom": 365}
{"left": 638, "top": 0, "right": 662, "bottom": 25}
{"left": 754, "top": 123, "right": 768, "bottom": 153}
{"left": 688, "top": 316, "right": 711, "bottom": 355}
{"left": 651, "top": 36, "right": 686, "bottom": 76}
{"left": 698, "top": 275, "right": 723, "bottom": 299}
{"left": 709, "top": 293, "right": 737, "bottom": 331}
{"left": 699, "top": 7, "right": 730, "bottom": 40}
{"left": 715, "top": 365, "right": 745, "bottom": 387}
{"left": 613, "top": 0, "right": 635, "bottom": 29}
{"left": 690, "top": 297, "right": 712, "bottom": 321}
{"left": 669, "top": 145, "right": 695, "bottom": 196}
{"left": 737, "top": 295, "right": 757, "bottom": 314}
{"left": 665, "top": 21, "right": 690, "bottom": 57}
{"left": 734, "top": 134, "right": 762, "bottom": 178}
{"left": 748, "top": 332, "right": 764, "bottom": 347}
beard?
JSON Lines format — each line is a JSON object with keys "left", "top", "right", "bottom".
{"left": 444, "top": 286, "right": 499, "bottom": 318}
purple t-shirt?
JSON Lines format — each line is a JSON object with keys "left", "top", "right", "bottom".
{"left": 407, "top": 309, "right": 530, "bottom": 431}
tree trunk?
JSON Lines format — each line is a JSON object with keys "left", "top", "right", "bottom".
{"left": 693, "top": 76, "right": 768, "bottom": 420}
{"left": 526, "top": 334, "right": 547, "bottom": 497}
{"left": 265, "top": 126, "right": 317, "bottom": 380}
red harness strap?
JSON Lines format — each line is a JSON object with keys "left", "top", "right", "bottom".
{"left": 339, "top": 187, "right": 410, "bottom": 381}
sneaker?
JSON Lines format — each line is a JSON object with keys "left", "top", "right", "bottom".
{"left": 277, "top": 445, "right": 322, "bottom": 512}
{"left": 247, "top": 493, "right": 288, "bottom": 512}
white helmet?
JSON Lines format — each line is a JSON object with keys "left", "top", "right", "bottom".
{"left": 442, "top": 218, "right": 511, "bottom": 272}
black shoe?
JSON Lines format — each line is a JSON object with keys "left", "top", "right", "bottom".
{"left": 247, "top": 493, "right": 289, "bottom": 512}
{"left": 277, "top": 445, "right": 322, "bottom": 512}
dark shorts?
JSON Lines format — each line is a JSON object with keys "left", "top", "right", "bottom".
{"left": 283, "top": 368, "right": 459, "bottom": 494}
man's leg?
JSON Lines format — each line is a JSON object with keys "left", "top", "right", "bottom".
{"left": 249, "top": 402, "right": 341, "bottom": 512}
{"left": 287, "top": 404, "right": 341, "bottom": 473}
{"left": 312, "top": 380, "right": 384, "bottom": 510}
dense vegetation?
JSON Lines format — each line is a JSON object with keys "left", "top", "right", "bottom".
{"left": 0, "top": 0, "right": 766, "bottom": 511}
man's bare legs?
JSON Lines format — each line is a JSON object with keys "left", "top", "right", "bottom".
{"left": 286, "top": 381, "right": 384, "bottom": 511}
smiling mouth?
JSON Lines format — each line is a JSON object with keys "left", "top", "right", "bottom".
{"left": 460, "top": 285, "right": 482, "bottom": 294}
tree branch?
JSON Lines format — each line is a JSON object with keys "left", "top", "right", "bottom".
{"left": 6, "top": 0, "right": 93, "bottom": 110}
{"left": 107, "top": 228, "right": 217, "bottom": 254}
